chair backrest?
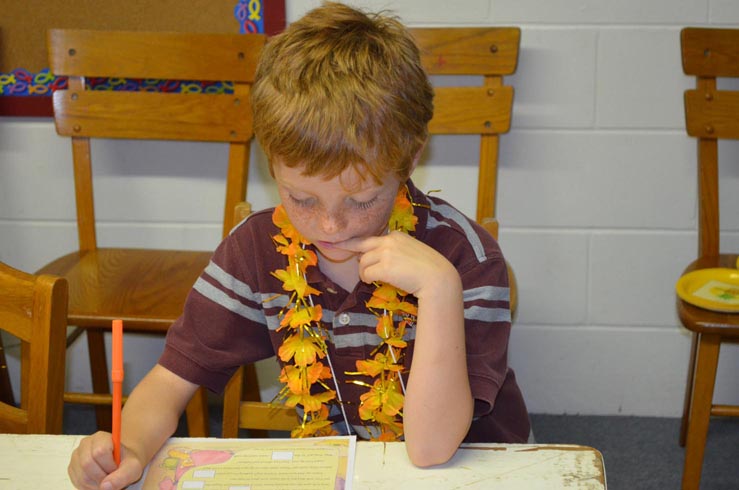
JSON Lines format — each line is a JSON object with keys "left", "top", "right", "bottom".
{"left": 0, "top": 262, "right": 67, "bottom": 434}
{"left": 47, "top": 29, "right": 267, "bottom": 246}
{"left": 681, "top": 27, "right": 739, "bottom": 257}
{"left": 411, "top": 27, "right": 520, "bottom": 237}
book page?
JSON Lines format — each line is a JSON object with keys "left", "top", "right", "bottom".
{"left": 130, "top": 436, "right": 356, "bottom": 490}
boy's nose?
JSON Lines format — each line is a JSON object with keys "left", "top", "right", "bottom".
{"left": 319, "top": 211, "right": 345, "bottom": 235}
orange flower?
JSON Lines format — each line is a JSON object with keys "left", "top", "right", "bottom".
{"left": 387, "top": 191, "right": 418, "bottom": 233}
{"left": 355, "top": 353, "right": 403, "bottom": 377}
{"left": 284, "top": 389, "right": 336, "bottom": 412}
{"left": 271, "top": 268, "right": 321, "bottom": 299}
{"left": 278, "top": 333, "right": 326, "bottom": 367}
{"left": 273, "top": 205, "right": 309, "bottom": 243}
{"left": 279, "top": 362, "right": 332, "bottom": 395}
{"left": 291, "top": 405, "right": 337, "bottom": 438}
{"left": 280, "top": 304, "right": 323, "bottom": 330}
{"left": 291, "top": 418, "right": 336, "bottom": 438}
{"left": 358, "top": 378, "right": 405, "bottom": 421}
{"left": 367, "top": 284, "right": 417, "bottom": 316}
{"left": 374, "top": 315, "right": 408, "bottom": 348}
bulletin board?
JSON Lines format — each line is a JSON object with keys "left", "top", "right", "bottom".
{"left": 0, "top": 0, "right": 285, "bottom": 116}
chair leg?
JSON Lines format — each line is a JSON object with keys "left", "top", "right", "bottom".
{"left": 680, "top": 331, "right": 699, "bottom": 447}
{"left": 0, "top": 333, "right": 15, "bottom": 406}
{"left": 222, "top": 366, "right": 244, "bottom": 438}
{"left": 87, "top": 330, "right": 112, "bottom": 430}
{"left": 243, "top": 364, "right": 267, "bottom": 438}
{"left": 681, "top": 333, "right": 720, "bottom": 490}
{"left": 185, "top": 387, "right": 210, "bottom": 437}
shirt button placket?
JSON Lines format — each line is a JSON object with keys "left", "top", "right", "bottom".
{"left": 337, "top": 312, "right": 351, "bottom": 326}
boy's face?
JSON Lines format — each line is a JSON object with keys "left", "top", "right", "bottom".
{"left": 273, "top": 159, "right": 402, "bottom": 263}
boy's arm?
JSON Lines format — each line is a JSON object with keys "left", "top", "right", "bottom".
{"left": 342, "top": 231, "right": 474, "bottom": 467}
{"left": 68, "top": 364, "right": 198, "bottom": 490}
{"left": 403, "top": 269, "right": 473, "bottom": 467}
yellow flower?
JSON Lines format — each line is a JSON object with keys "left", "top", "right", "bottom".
{"left": 291, "top": 418, "right": 336, "bottom": 438}
{"left": 358, "top": 378, "right": 405, "bottom": 421}
{"left": 355, "top": 353, "right": 403, "bottom": 377}
{"left": 374, "top": 315, "right": 407, "bottom": 348}
{"left": 291, "top": 405, "right": 338, "bottom": 438}
{"left": 271, "top": 267, "right": 321, "bottom": 299}
{"left": 279, "top": 362, "right": 332, "bottom": 395}
{"left": 285, "top": 389, "right": 336, "bottom": 412}
{"left": 367, "top": 284, "right": 417, "bottom": 316}
{"left": 273, "top": 205, "right": 309, "bottom": 243}
{"left": 387, "top": 190, "right": 418, "bottom": 233}
{"left": 278, "top": 333, "right": 326, "bottom": 366}
{"left": 280, "top": 304, "right": 323, "bottom": 330}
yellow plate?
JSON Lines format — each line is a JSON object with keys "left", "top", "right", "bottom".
{"left": 676, "top": 268, "right": 739, "bottom": 312}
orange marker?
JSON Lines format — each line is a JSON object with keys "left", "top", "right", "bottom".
{"left": 111, "top": 319, "right": 124, "bottom": 466}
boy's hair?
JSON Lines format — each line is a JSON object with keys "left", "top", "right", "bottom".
{"left": 252, "top": 1, "right": 434, "bottom": 183}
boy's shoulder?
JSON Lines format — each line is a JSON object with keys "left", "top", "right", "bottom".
{"left": 229, "top": 207, "right": 276, "bottom": 237}
{"left": 420, "top": 194, "right": 505, "bottom": 266}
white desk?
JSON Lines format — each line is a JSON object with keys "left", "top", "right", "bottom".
{"left": 0, "top": 434, "right": 606, "bottom": 489}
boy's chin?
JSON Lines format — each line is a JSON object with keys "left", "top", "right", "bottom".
{"left": 315, "top": 247, "right": 357, "bottom": 264}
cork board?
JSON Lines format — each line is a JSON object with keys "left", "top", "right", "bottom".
{"left": 0, "top": 0, "right": 285, "bottom": 115}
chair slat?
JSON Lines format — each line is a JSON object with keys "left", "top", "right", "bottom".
{"left": 429, "top": 86, "right": 513, "bottom": 134}
{"left": 0, "top": 403, "right": 28, "bottom": 432}
{"left": 411, "top": 27, "right": 520, "bottom": 75}
{"left": 685, "top": 90, "right": 739, "bottom": 139}
{"left": 48, "top": 29, "right": 265, "bottom": 81}
{"left": 53, "top": 90, "right": 253, "bottom": 142}
{"left": 238, "top": 402, "right": 298, "bottom": 432}
{"left": 681, "top": 27, "right": 739, "bottom": 77}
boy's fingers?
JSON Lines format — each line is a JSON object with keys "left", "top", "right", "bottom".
{"left": 334, "top": 237, "right": 370, "bottom": 252}
{"left": 100, "top": 456, "right": 142, "bottom": 490}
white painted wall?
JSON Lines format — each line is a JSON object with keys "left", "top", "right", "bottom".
{"left": 2, "top": 0, "right": 738, "bottom": 417}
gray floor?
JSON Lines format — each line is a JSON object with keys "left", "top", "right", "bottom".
{"left": 64, "top": 407, "right": 739, "bottom": 489}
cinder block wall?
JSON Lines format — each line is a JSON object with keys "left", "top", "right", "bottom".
{"left": 1, "top": 0, "right": 737, "bottom": 416}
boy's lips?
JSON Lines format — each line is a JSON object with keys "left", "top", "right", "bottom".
{"left": 316, "top": 239, "right": 350, "bottom": 250}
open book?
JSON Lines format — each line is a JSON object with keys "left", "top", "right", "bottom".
{"left": 129, "top": 436, "right": 356, "bottom": 490}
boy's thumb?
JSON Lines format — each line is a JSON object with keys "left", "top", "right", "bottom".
{"left": 100, "top": 458, "right": 143, "bottom": 490}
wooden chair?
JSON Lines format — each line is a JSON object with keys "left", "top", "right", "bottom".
{"left": 39, "top": 29, "right": 266, "bottom": 436}
{"left": 221, "top": 202, "right": 298, "bottom": 437}
{"left": 678, "top": 27, "right": 739, "bottom": 490}
{"left": 221, "top": 27, "right": 521, "bottom": 438}
{"left": 413, "top": 27, "right": 520, "bottom": 313}
{"left": 0, "top": 262, "right": 67, "bottom": 434}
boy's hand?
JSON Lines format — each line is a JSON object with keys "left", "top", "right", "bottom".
{"left": 68, "top": 431, "right": 144, "bottom": 490}
{"left": 339, "top": 231, "right": 458, "bottom": 298}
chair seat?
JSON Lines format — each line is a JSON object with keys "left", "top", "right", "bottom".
{"left": 37, "top": 248, "right": 211, "bottom": 332}
{"left": 677, "top": 254, "right": 739, "bottom": 336}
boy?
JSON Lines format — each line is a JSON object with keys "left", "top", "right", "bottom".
{"left": 68, "top": 3, "right": 529, "bottom": 489}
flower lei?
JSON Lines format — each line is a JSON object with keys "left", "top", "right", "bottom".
{"left": 270, "top": 186, "right": 418, "bottom": 440}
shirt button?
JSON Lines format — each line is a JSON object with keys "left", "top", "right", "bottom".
{"left": 338, "top": 313, "right": 351, "bottom": 325}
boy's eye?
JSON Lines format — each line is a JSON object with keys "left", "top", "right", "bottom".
{"left": 350, "top": 196, "right": 378, "bottom": 210}
{"left": 289, "top": 195, "right": 315, "bottom": 208}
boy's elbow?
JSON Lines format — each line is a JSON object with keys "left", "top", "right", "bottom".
{"left": 405, "top": 439, "right": 458, "bottom": 468}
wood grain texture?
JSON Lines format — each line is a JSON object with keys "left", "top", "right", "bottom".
{"left": 411, "top": 27, "right": 520, "bottom": 75}
{"left": 53, "top": 90, "right": 253, "bottom": 142}
{"left": 681, "top": 27, "right": 739, "bottom": 77}
{"left": 0, "top": 262, "right": 67, "bottom": 434}
{"left": 48, "top": 30, "right": 265, "bottom": 81}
